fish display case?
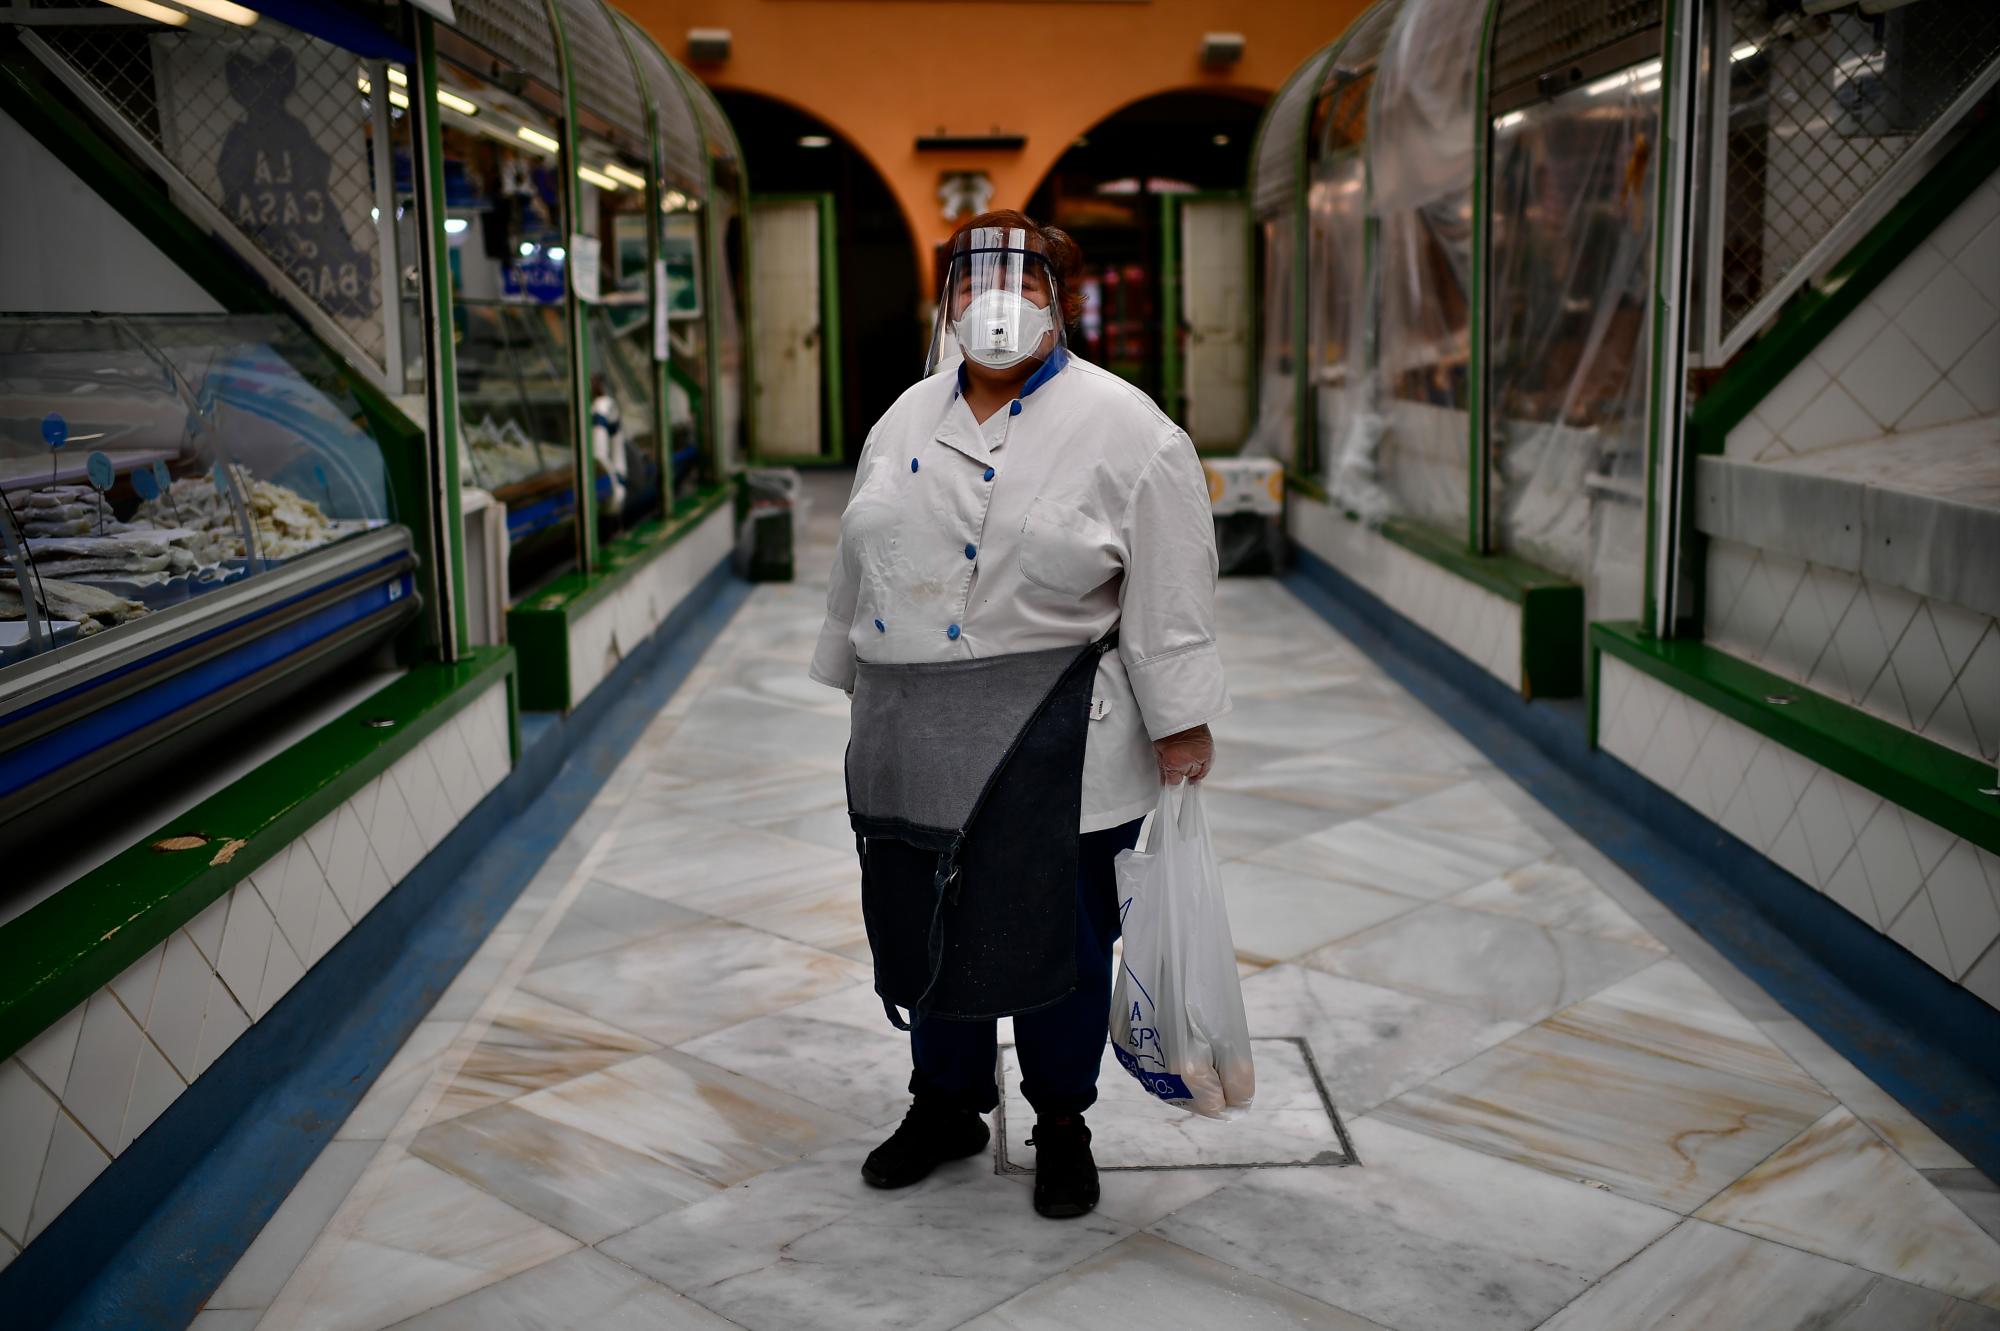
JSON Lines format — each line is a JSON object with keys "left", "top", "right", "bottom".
{"left": 0, "top": 312, "right": 418, "bottom": 824}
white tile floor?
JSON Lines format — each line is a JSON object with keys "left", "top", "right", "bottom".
{"left": 212, "top": 475, "right": 2000, "bottom": 1330}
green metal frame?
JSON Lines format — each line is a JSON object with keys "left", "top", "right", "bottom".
{"left": 1640, "top": 0, "right": 1693, "bottom": 641}
{"left": 1593, "top": 622, "right": 1999, "bottom": 856}
{"left": 506, "top": 482, "right": 732, "bottom": 711}
{"left": 413, "top": 13, "right": 469, "bottom": 657}
{"left": 539, "top": 0, "right": 600, "bottom": 574}
{"left": 747, "top": 191, "right": 845, "bottom": 466}
{"left": 0, "top": 36, "right": 440, "bottom": 664}
{"left": 1467, "top": 0, "right": 1504, "bottom": 556}
{"left": 0, "top": 649, "right": 517, "bottom": 1064}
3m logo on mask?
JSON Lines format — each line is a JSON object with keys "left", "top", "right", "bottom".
{"left": 957, "top": 289, "right": 1052, "bottom": 370}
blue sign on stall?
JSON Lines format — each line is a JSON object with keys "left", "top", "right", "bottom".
{"left": 132, "top": 466, "right": 161, "bottom": 502}
{"left": 41, "top": 412, "right": 67, "bottom": 449}
{"left": 86, "top": 451, "right": 114, "bottom": 492}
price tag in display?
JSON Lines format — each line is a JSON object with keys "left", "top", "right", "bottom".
{"left": 132, "top": 466, "right": 161, "bottom": 502}
{"left": 86, "top": 451, "right": 114, "bottom": 492}
{"left": 312, "top": 463, "right": 332, "bottom": 507}
{"left": 152, "top": 460, "right": 172, "bottom": 494}
{"left": 212, "top": 460, "right": 232, "bottom": 496}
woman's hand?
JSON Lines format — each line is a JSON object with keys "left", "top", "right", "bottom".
{"left": 1154, "top": 724, "right": 1215, "bottom": 785}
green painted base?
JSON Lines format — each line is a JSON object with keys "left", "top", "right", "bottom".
{"left": 507, "top": 485, "right": 732, "bottom": 712}
{"left": 1593, "top": 622, "right": 1998, "bottom": 856}
{"left": 0, "top": 648, "right": 517, "bottom": 1064}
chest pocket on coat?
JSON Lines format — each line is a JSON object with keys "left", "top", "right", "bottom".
{"left": 1019, "top": 497, "right": 1118, "bottom": 598}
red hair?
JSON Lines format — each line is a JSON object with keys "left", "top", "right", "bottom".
{"left": 943, "top": 209, "right": 1086, "bottom": 326}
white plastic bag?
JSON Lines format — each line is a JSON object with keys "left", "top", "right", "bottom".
{"left": 1109, "top": 783, "right": 1255, "bottom": 1118}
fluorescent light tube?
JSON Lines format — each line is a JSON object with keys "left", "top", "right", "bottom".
{"left": 603, "top": 162, "right": 647, "bottom": 190}
{"left": 517, "top": 125, "right": 560, "bottom": 153}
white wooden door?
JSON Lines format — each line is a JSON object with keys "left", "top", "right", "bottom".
{"left": 1181, "top": 197, "right": 1251, "bottom": 447}
{"left": 749, "top": 197, "right": 823, "bottom": 456}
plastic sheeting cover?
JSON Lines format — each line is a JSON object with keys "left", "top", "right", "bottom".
{"left": 1487, "top": 72, "right": 1657, "bottom": 621}
{"left": 1367, "top": 0, "right": 1488, "bottom": 534}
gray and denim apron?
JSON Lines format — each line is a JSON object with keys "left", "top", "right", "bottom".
{"left": 846, "top": 632, "right": 1117, "bottom": 1029}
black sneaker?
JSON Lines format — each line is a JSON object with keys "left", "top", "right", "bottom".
{"left": 861, "top": 1101, "right": 990, "bottom": 1189}
{"left": 1028, "top": 1114, "right": 1099, "bottom": 1218}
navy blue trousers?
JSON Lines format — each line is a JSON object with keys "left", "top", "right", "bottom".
{"left": 908, "top": 817, "right": 1145, "bottom": 1118}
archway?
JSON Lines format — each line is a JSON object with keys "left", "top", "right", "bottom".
{"left": 1027, "top": 89, "right": 1266, "bottom": 407}
{"left": 716, "top": 88, "right": 923, "bottom": 460}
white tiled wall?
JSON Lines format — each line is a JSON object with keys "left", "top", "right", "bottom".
{"left": 0, "top": 680, "right": 512, "bottom": 1267}
{"left": 1598, "top": 655, "right": 2000, "bottom": 1012}
{"left": 1706, "top": 539, "right": 2000, "bottom": 766}
{"left": 1724, "top": 165, "right": 2000, "bottom": 461}
{"left": 568, "top": 503, "right": 735, "bottom": 708}
{"left": 1291, "top": 498, "right": 1524, "bottom": 692}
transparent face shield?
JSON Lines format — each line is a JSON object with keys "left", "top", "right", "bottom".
{"left": 925, "top": 227, "right": 1067, "bottom": 377}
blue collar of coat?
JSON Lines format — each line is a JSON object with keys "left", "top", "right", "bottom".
{"left": 954, "top": 346, "right": 1070, "bottom": 402}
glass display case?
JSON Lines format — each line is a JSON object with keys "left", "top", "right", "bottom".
{"left": 677, "top": 69, "right": 746, "bottom": 483}
{"left": 0, "top": 312, "right": 416, "bottom": 815}
{"left": 432, "top": 51, "right": 584, "bottom": 596}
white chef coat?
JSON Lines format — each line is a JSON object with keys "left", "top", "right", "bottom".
{"left": 810, "top": 349, "right": 1231, "bottom": 832}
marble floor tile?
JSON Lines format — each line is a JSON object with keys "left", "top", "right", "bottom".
{"left": 1249, "top": 813, "right": 1543, "bottom": 900}
{"left": 207, "top": 1140, "right": 376, "bottom": 1310}
{"left": 1205, "top": 755, "right": 1462, "bottom": 817}
{"left": 1302, "top": 902, "right": 1662, "bottom": 1024}
{"left": 1220, "top": 858, "right": 1422, "bottom": 964}
{"left": 507, "top": 1049, "right": 864, "bottom": 1199}
{"left": 521, "top": 919, "right": 870, "bottom": 1046}
{"left": 336, "top": 1021, "right": 461, "bottom": 1142}
{"left": 428, "top": 990, "right": 657, "bottom": 1124}
{"left": 677, "top": 981, "right": 913, "bottom": 1129}
{"left": 1238, "top": 963, "right": 1525, "bottom": 1115}
{"left": 385, "top": 1247, "right": 737, "bottom": 1329}
{"left": 533, "top": 881, "right": 708, "bottom": 970}
{"left": 958, "top": 1232, "right": 1389, "bottom": 1330}
{"left": 1752, "top": 1013, "right": 1971, "bottom": 1171}
{"left": 1212, "top": 689, "right": 1408, "bottom": 755}
{"left": 1375, "top": 972, "right": 1837, "bottom": 1211}
{"left": 996, "top": 1031, "right": 1344, "bottom": 1167}
{"left": 592, "top": 817, "right": 849, "bottom": 904}
{"left": 409, "top": 1099, "right": 715, "bottom": 1242}
{"left": 997, "top": 1164, "right": 1248, "bottom": 1230}
{"left": 190, "top": 1311, "right": 262, "bottom": 1331}
{"left": 671, "top": 1160, "right": 1130, "bottom": 1331}
{"left": 1153, "top": 1116, "right": 1678, "bottom": 1331}
{"left": 1193, "top": 788, "right": 1348, "bottom": 862}
{"left": 1376, "top": 779, "right": 1556, "bottom": 854}
{"left": 1927, "top": 1170, "right": 2000, "bottom": 1244}
{"left": 1536, "top": 1218, "right": 2000, "bottom": 1331}
{"left": 599, "top": 1136, "right": 960, "bottom": 1295}
{"left": 1568, "top": 961, "right": 1832, "bottom": 1094}
{"left": 1696, "top": 1107, "right": 2000, "bottom": 1307}
{"left": 999, "top": 1038, "right": 1348, "bottom": 1171}
{"left": 1448, "top": 857, "right": 1667, "bottom": 952}
{"left": 672, "top": 860, "right": 868, "bottom": 958}
{"left": 259, "top": 1154, "right": 578, "bottom": 1331}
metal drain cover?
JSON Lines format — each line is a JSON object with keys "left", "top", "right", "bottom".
{"left": 996, "top": 1037, "right": 1357, "bottom": 1173}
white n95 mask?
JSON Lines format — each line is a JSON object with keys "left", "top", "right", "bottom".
{"left": 954, "top": 289, "right": 1053, "bottom": 370}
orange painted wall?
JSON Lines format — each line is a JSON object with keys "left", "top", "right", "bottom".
{"left": 620, "top": 0, "right": 1368, "bottom": 292}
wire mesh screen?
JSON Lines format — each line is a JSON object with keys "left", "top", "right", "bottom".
{"left": 1718, "top": 1, "right": 2000, "bottom": 345}
{"left": 1491, "top": 0, "right": 1661, "bottom": 96}
{"left": 1253, "top": 42, "right": 1335, "bottom": 216}
{"left": 452, "top": 0, "right": 562, "bottom": 97}
{"left": 620, "top": 15, "right": 704, "bottom": 195}
{"left": 555, "top": 0, "right": 644, "bottom": 142}
{"left": 36, "top": 17, "right": 394, "bottom": 370}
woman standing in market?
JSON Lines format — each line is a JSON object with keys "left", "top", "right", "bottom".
{"left": 809, "top": 211, "right": 1229, "bottom": 1219}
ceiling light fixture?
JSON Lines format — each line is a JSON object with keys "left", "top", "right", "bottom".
{"left": 517, "top": 125, "right": 560, "bottom": 153}
{"left": 443, "top": 217, "right": 470, "bottom": 234}
{"left": 578, "top": 165, "right": 621, "bottom": 191}
{"left": 175, "top": 0, "right": 257, "bottom": 24}
{"left": 437, "top": 88, "right": 478, "bottom": 115}
{"left": 603, "top": 162, "right": 647, "bottom": 189}
{"left": 798, "top": 134, "right": 831, "bottom": 149}
{"left": 1730, "top": 41, "right": 1760, "bottom": 62}
{"left": 1212, "top": 133, "right": 1230, "bottom": 146}
{"left": 386, "top": 66, "right": 407, "bottom": 86}
{"left": 98, "top": 0, "right": 189, "bottom": 24}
